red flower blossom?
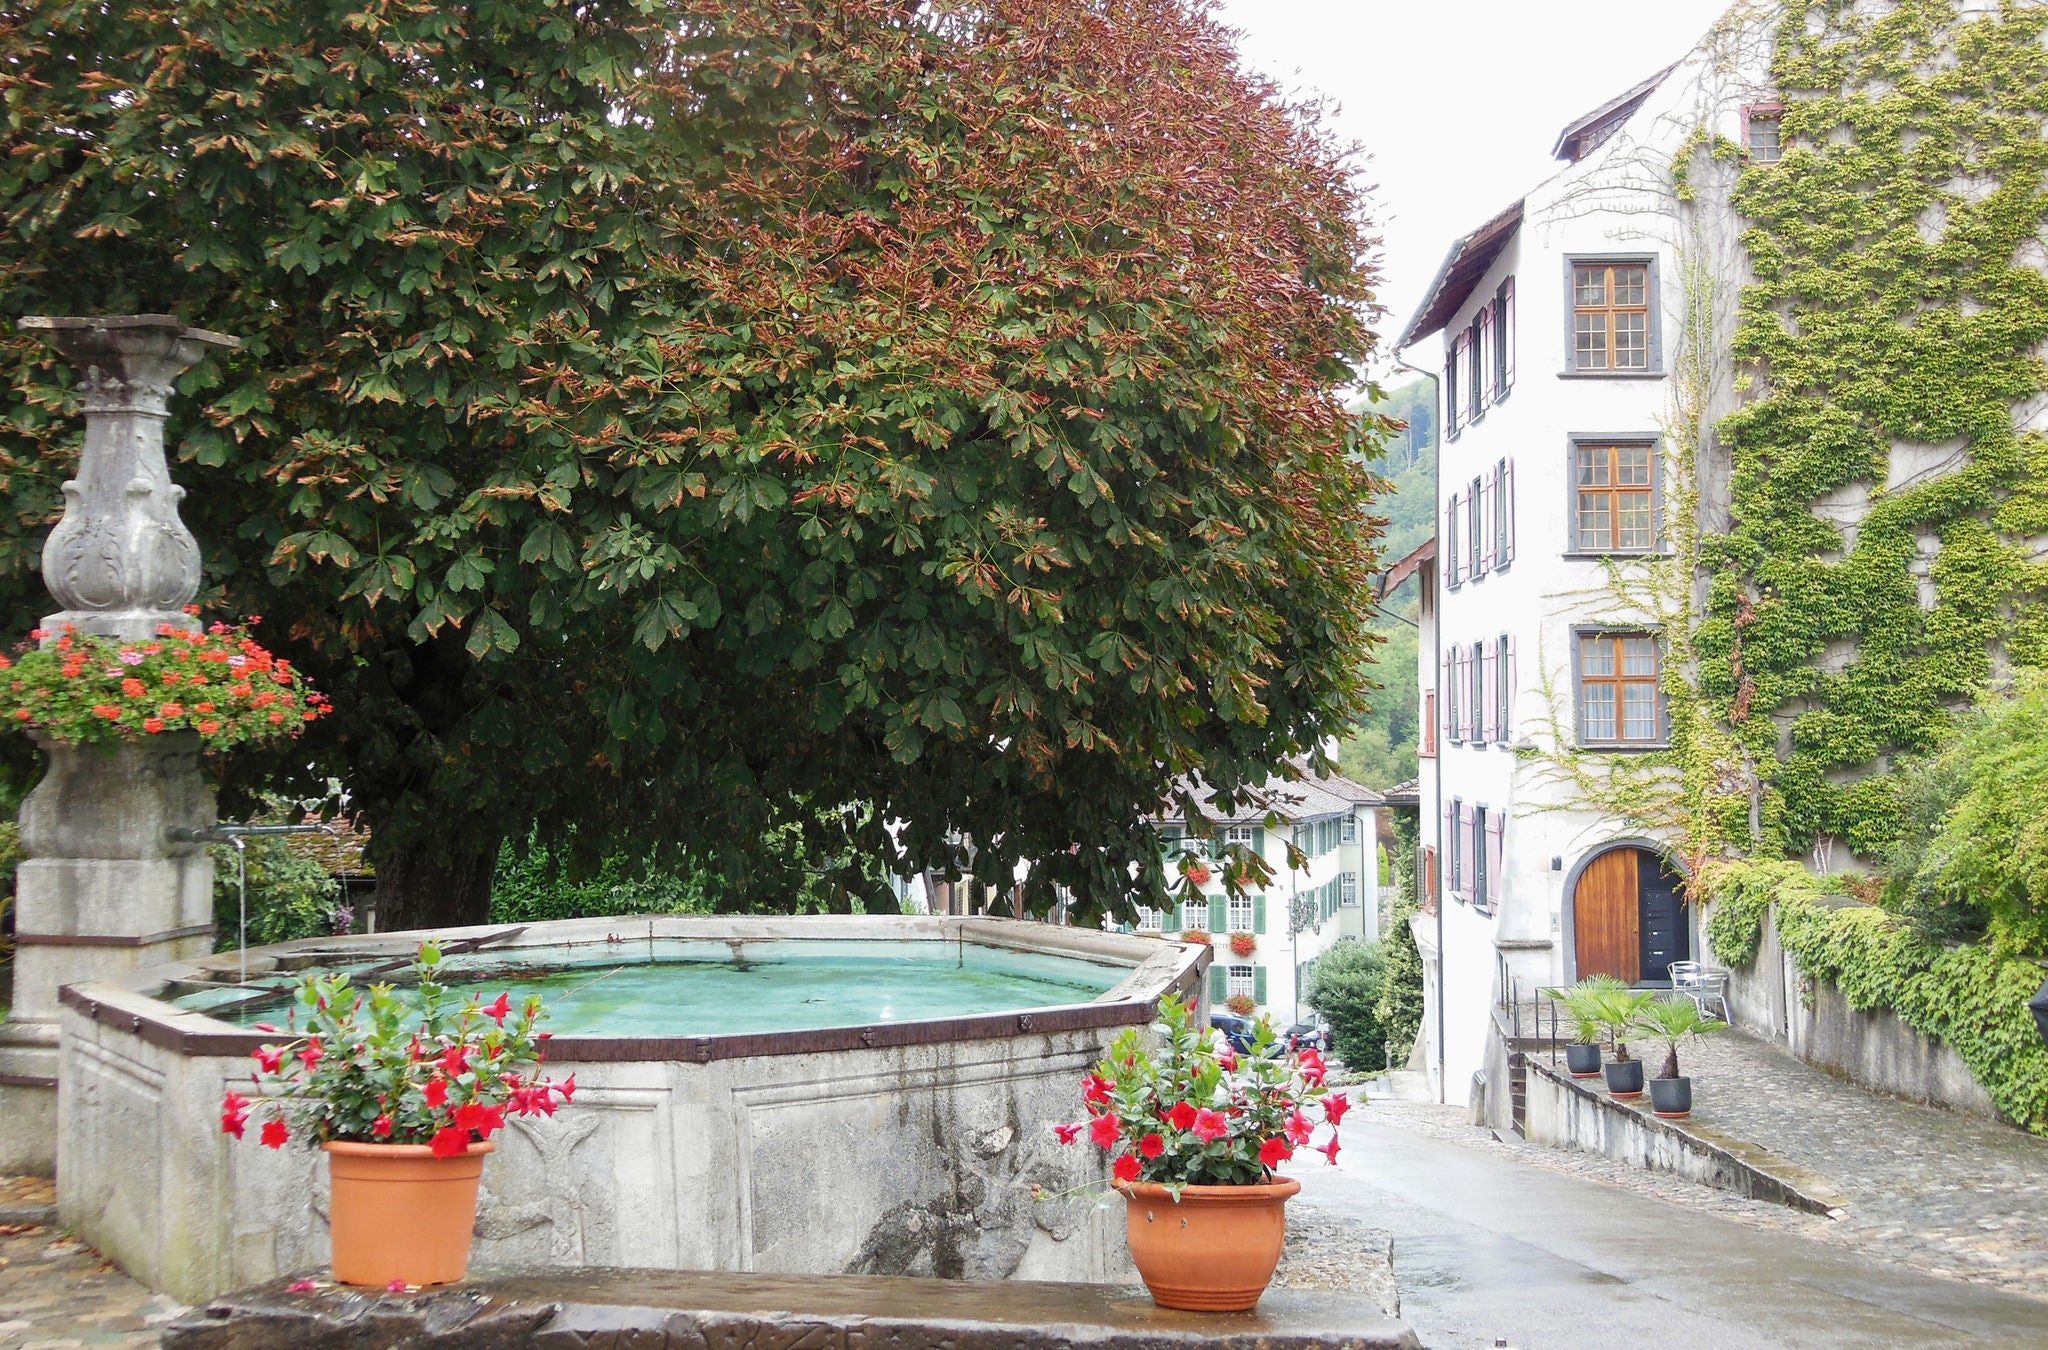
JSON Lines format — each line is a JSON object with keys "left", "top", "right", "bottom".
{"left": 1285, "top": 1108, "right": 1315, "bottom": 1147}
{"left": 372, "top": 1114, "right": 393, "bottom": 1138}
{"left": 195, "top": 701, "right": 215, "bottom": 713}
{"left": 556, "top": 1073, "right": 576, "bottom": 1103}
{"left": 267, "top": 710, "right": 285, "bottom": 724}
{"left": 482, "top": 993, "right": 513, "bottom": 1025}
{"left": 220, "top": 1091, "right": 251, "bottom": 1138}
{"left": 1112, "top": 1152, "right": 1142, "bottom": 1183}
{"left": 1138, "top": 1132, "right": 1165, "bottom": 1159}
{"left": 1297, "top": 1048, "right": 1327, "bottom": 1086}
{"left": 453, "top": 1101, "right": 506, "bottom": 1139}
{"left": 1167, "top": 1101, "right": 1198, "bottom": 1131}
{"left": 121, "top": 678, "right": 146, "bottom": 698}
{"left": 429, "top": 1126, "right": 470, "bottom": 1158}
{"left": 1082, "top": 1072, "right": 1113, "bottom": 1106}
{"left": 1259, "top": 1136, "right": 1293, "bottom": 1168}
{"left": 142, "top": 717, "right": 165, "bottom": 733}
{"left": 1191, "top": 1108, "right": 1229, "bottom": 1142}
{"left": 1322, "top": 1092, "right": 1350, "bottom": 1126}
{"left": 159, "top": 702, "right": 184, "bottom": 718}
{"left": 1217, "top": 1045, "right": 1238, "bottom": 1071}
{"left": 1317, "top": 1135, "right": 1340, "bottom": 1165}
{"left": 260, "top": 1118, "right": 290, "bottom": 1149}
{"left": 198, "top": 720, "right": 220, "bottom": 733}
{"left": 253, "top": 1045, "right": 284, "bottom": 1074}
{"left": 299, "top": 1038, "right": 324, "bottom": 1073}
{"left": 1053, "top": 1122, "right": 1082, "bottom": 1145}
{"left": 387, "top": 1279, "right": 410, "bottom": 1292}
{"left": 422, "top": 1077, "right": 449, "bottom": 1108}
{"left": 1089, "top": 1113, "right": 1122, "bottom": 1149}
{"left": 438, "top": 1044, "right": 470, "bottom": 1077}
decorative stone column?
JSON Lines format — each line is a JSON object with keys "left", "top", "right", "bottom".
{"left": 0, "top": 315, "right": 238, "bottom": 1175}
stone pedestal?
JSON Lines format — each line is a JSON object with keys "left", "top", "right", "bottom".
{"left": 0, "top": 315, "right": 235, "bottom": 1176}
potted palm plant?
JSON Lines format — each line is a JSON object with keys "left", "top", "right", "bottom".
{"left": 220, "top": 940, "right": 575, "bottom": 1288}
{"left": 1545, "top": 975, "right": 1625, "bottom": 1078}
{"left": 1590, "top": 984, "right": 1655, "bottom": 1098}
{"left": 1630, "top": 994, "right": 1725, "bottom": 1119}
{"left": 1058, "top": 992, "right": 1345, "bottom": 1311}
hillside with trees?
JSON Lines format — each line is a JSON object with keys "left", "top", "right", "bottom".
{"left": 1341, "top": 378, "right": 1434, "bottom": 789}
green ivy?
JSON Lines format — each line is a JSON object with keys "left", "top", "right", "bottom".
{"left": 1705, "top": 861, "right": 2048, "bottom": 1134}
{"left": 1699, "top": 0, "right": 2048, "bottom": 860}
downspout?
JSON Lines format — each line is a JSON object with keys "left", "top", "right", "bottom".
{"left": 1389, "top": 352, "right": 1446, "bottom": 1104}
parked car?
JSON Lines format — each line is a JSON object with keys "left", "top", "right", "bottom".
{"left": 1284, "top": 1019, "right": 1330, "bottom": 1054}
{"left": 1208, "top": 1011, "right": 1256, "bottom": 1054}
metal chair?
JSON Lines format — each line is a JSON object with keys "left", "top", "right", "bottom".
{"left": 1669, "top": 960, "right": 1731, "bottom": 1021}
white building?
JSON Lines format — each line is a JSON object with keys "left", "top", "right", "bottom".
{"left": 1134, "top": 764, "right": 1383, "bottom": 1030}
{"left": 1394, "top": 14, "right": 1780, "bottom": 1106}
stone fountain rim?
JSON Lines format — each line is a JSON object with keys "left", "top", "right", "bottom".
{"left": 58, "top": 913, "right": 1208, "bottom": 1064}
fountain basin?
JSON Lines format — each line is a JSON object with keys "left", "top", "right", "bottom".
{"left": 56, "top": 914, "right": 1204, "bottom": 1304}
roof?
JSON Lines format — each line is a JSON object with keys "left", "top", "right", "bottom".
{"left": 1377, "top": 537, "right": 1437, "bottom": 600}
{"left": 1551, "top": 62, "right": 1678, "bottom": 162}
{"left": 1393, "top": 198, "right": 1524, "bottom": 351}
{"left": 1379, "top": 779, "right": 1421, "bottom": 807}
{"left": 1156, "top": 767, "right": 1377, "bottom": 828}
{"left": 281, "top": 815, "right": 373, "bottom": 876}
{"left": 1289, "top": 757, "right": 1385, "bottom": 806}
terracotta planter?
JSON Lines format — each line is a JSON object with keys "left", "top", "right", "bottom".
{"left": 323, "top": 1139, "right": 494, "bottom": 1287}
{"left": 1116, "top": 1177, "right": 1300, "bottom": 1312}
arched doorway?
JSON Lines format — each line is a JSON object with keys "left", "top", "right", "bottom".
{"left": 1571, "top": 846, "right": 1688, "bottom": 984}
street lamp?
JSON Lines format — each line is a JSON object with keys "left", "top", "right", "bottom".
{"left": 2030, "top": 974, "right": 2048, "bottom": 1051}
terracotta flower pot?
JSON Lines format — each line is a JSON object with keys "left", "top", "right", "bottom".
{"left": 323, "top": 1139, "right": 494, "bottom": 1287}
{"left": 1116, "top": 1177, "right": 1300, "bottom": 1312}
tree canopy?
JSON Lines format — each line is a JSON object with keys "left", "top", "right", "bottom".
{"left": 0, "top": 0, "right": 1390, "bottom": 926}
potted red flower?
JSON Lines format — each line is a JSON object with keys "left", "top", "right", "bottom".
{"left": 1228, "top": 931, "right": 1257, "bottom": 958}
{"left": 1056, "top": 992, "right": 1349, "bottom": 1311}
{"left": 220, "top": 940, "right": 574, "bottom": 1288}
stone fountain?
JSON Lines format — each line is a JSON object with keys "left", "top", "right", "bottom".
{"left": 0, "top": 315, "right": 239, "bottom": 1174}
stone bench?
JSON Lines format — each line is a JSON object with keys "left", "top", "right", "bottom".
{"left": 161, "top": 1268, "right": 1421, "bottom": 1350}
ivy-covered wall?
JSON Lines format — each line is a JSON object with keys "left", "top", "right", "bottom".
{"left": 1697, "top": 0, "right": 2048, "bottom": 861}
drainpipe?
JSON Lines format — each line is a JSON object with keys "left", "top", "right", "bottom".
{"left": 1389, "top": 351, "right": 1446, "bottom": 1104}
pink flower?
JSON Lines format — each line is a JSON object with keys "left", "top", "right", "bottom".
{"left": 287, "top": 1279, "right": 318, "bottom": 1293}
{"left": 1054, "top": 1122, "right": 1082, "bottom": 1145}
{"left": 1323, "top": 1092, "right": 1350, "bottom": 1126}
{"left": 1139, "top": 1132, "right": 1165, "bottom": 1159}
{"left": 1191, "top": 1108, "right": 1229, "bottom": 1142}
{"left": 1285, "top": 1108, "right": 1315, "bottom": 1147}
{"left": 1259, "top": 1136, "right": 1293, "bottom": 1168}
{"left": 1112, "top": 1153, "right": 1142, "bottom": 1183}
{"left": 386, "top": 1279, "right": 410, "bottom": 1293}
{"left": 254, "top": 1023, "right": 279, "bottom": 1034}
{"left": 1298, "top": 1048, "right": 1328, "bottom": 1086}
{"left": 481, "top": 993, "right": 513, "bottom": 1025}
{"left": 1317, "top": 1134, "right": 1341, "bottom": 1165}
{"left": 1089, "top": 1113, "right": 1122, "bottom": 1149}
{"left": 429, "top": 1126, "right": 470, "bottom": 1158}
{"left": 1167, "top": 1101, "right": 1198, "bottom": 1131}
{"left": 260, "top": 1118, "right": 290, "bottom": 1149}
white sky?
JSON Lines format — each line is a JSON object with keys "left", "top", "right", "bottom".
{"left": 1216, "top": 0, "right": 1733, "bottom": 353}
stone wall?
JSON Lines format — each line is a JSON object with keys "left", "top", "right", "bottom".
{"left": 1719, "top": 906, "right": 1999, "bottom": 1122}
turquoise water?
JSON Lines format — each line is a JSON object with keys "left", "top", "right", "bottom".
{"left": 168, "top": 938, "right": 1126, "bottom": 1037}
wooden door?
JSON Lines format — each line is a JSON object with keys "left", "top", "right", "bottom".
{"left": 1573, "top": 848, "right": 1639, "bottom": 983}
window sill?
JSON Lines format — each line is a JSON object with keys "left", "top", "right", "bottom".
{"left": 1573, "top": 742, "right": 1671, "bottom": 754}
{"left": 1560, "top": 550, "right": 1671, "bottom": 561}
{"left": 1557, "top": 370, "right": 1665, "bottom": 380}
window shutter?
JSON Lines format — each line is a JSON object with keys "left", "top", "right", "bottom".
{"left": 1500, "top": 277, "right": 1516, "bottom": 391}
{"left": 1445, "top": 347, "right": 1460, "bottom": 437}
{"left": 1442, "top": 801, "right": 1456, "bottom": 887}
{"left": 1209, "top": 962, "right": 1227, "bottom": 1003}
{"left": 1467, "top": 324, "right": 1483, "bottom": 422}
{"left": 1253, "top": 965, "right": 1268, "bottom": 1005}
{"left": 1208, "top": 894, "right": 1227, "bottom": 930}
{"left": 1252, "top": 826, "right": 1266, "bottom": 858}
{"left": 1478, "top": 474, "right": 1495, "bottom": 573}
{"left": 1487, "top": 814, "right": 1506, "bottom": 908}
{"left": 1253, "top": 894, "right": 1267, "bottom": 934}
{"left": 1477, "top": 306, "right": 1495, "bottom": 406}
{"left": 1469, "top": 645, "right": 1484, "bottom": 742}
{"left": 1445, "top": 496, "right": 1461, "bottom": 585}
{"left": 1505, "top": 636, "right": 1518, "bottom": 744}
{"left": 1482, "top": 644, "right": 1497, "bottom": 742}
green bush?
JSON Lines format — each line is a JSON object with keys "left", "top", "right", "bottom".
{"left": 1374, "top": 812, "right": 1425, "bottom": 1063}
{"left": 489, "top": 839, "right": 708, "bottom": 925}
{"left": 1306, "top": 937, "right": 1386, "bottom": 1071}
{"left": 211, "top": 834, "right": 342, "bottom": 950}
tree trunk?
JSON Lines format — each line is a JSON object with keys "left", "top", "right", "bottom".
{"left": 369, "top": 828, "right": 504, "bottom": 933}
{"left": 1660, "top": 1044, "right": 1681, "bottom": 1081}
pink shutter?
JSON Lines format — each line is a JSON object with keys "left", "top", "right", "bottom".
{"left": 1482, "top": 644, "right": 1497, "bottom": 742}
{"left": 1502, "top": 277, "right": 1517, "bottom": 391}
{"left": 1477, "top": 305, "right": 1495, "bottom": 405}
{"left": 1442, "top": 801, "right": 1457, "bottom": 890}
{"left": 1503, "top": 459, "right": 1517, "bottom": 562}
{"left": 1478, "top": 474, "right": 1495, "bottom": 573}
{"left": 1487, "top": 814, "right": 1505, "bottom": 907}
{"left": 1443, "top": 652, "right": 1457, "bottom": 741}
{"left": 1445, "top": 496, "right": 1461, "bottom": 585}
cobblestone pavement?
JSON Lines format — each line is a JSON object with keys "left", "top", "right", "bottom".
{"left": 0, "top": 1218, "right": 185, "bottom": 1350}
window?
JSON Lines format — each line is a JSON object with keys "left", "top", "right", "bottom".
{"left": 1446, "top": 333, "right": 1464, "bottom": 438}
{"left": 1471, "top": 806, "right": 1489, "bottom": 911}
{"left": 1568, "top": 259, "right": 1655, "bottom": 373}
{"left": 1136, "top": 906, "right": 1165, "bottom": 932}
{"left": 1492, "top": 459, "right": 1515, "bottom": 568}
{"left": 1745, "top": 104, "right": 1784, "bottom": 162}
{"left": 1221, "top": 825, "right": 1254, "bottom": 848}
{"left": 1467, "top": 479, "right": 1484, "bottom": 579}
{"left": 1577, "top": 632, "right": 1665, "bottom": 746}
{"left": 1227, "top": 964, "right": 1256, "bottom": 998}
{"left": 1575, "top": 441, "right": 1658, "bottom": 553}
{"left": 1227, "top": 893, "right": 1256, "bottom": 932}
{"left": 1341, "top": 815, "right": 1358, "bottom": 845}
{"left": 1445, "top": 492, "right": 1463, "bottom": 587}
{"left": 1340, "top": 872, "right": 1359, "bottom": 907}
{"left": 1493, "top": 278, "right": 1516, "bottom": 396}
{"left": 1494, "top": 635, "right": 1513, "bottom": 746}
{"left": 1467, "top": 315, "right": 1486, "bottom": 423}
{"left": 1422, "top": 690, "right": 1438, "bottom": 757}
{"left": 1444, "top": 653, "right": 1461, "bottom": 744}
{"left": 1468, "top": 642, "right": 1485, "bottom": 743}
{"left": 1446, "top": 798, "right": 1463, "bottom": 893}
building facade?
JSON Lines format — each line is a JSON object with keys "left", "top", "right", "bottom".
{"left": 1396, "top": 11, "right": 1780, "bottom": 1103}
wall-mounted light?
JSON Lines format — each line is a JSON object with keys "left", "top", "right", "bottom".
{"left": 1550, "top": 856, "right": 1563, "bottom": 872}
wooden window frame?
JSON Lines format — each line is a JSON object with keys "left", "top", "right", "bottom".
{"left": 1742, "top": 101, "right": 1785, "bottom": 163}
{"left": 1571, "top": 628, "right": 1668, "bottom": 749}
{"left": 1569, "top": 436, "right": 1662, "bottom": 555}
{"left": 1562, "top": 255, "right": 1661, "bottom": 376}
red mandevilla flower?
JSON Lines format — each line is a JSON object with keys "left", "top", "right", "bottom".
{"left": 423, "top": 1077, "right": 449, "bottom": 1109}
{"left": 260, "top": 1118, "right": 290, "bottom": 1149}
{"left": 1167, "top": 1101, "right": 1198, "bottom": 1131}
{"left": 1089, "top": 1113, "right": 1122, "bottom": 1149}
{"left": 1054, "top": 1122, "right": 1083, "bottom": 1145}
{"left": 1259, "top": 1136, "right": 1293, "bottom": 1168}
{"left": 1323, "top": 1092, "right": 1350, "bottom": 1126}
{"left": 220, "top": 1091, "right": 251, "bottom": 1139}
{"left": 1112, "top": 1153, "right": 1143, "bottom": 1183}
{"left": 1139, "top": 1132, "right": 1166, "bottom": 1159}
{"left": 1191, "top": 1108, "right": 1229, "bottom": 1142}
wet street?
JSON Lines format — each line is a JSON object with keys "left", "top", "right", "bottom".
{"left": 1294, "top": 1102, "right": 2048, "bottom": 1349}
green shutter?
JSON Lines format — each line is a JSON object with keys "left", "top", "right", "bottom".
{"left": 1253, "top": 894, "right": 1267, "bottom": 934}
{"left": 1209, "top": 963, "right": 1226, "bottom": 1003}
{"left": 1252, "top": 826, "right": 1266, "bottom": 858}
{"left": 1254, "top": 965, "right": 1268, "bottom": 1004}
{"left": 1208, "top": 894, "right": 1227, "bottom": 930}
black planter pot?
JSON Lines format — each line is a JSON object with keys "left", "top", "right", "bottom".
{"left": 1565, "top": 1043, "right": 1602, "bottom": 1078}
{"left": 1603, "top": 1059, "right": 1645, "bottom": 1098}
{"left": 1649, "top": 1076, "right": 1692, "bottom": 1119}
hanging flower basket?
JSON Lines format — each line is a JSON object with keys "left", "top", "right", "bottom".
{"left": 0, "top": 614, "right": 328, "bottom": 750}
{"left": 1229, "top": 932, "right": 1257, "bottom": 958}
{"left": 1179, "top": 928, "right": 1211, "bottom": 946}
